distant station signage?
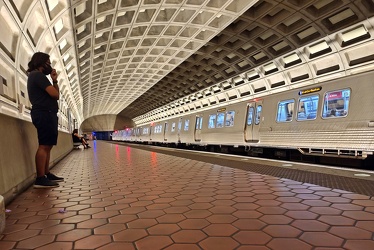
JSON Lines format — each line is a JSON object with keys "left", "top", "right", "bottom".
{"left": 299, "top": 86, "right": 322, "bottom": 95}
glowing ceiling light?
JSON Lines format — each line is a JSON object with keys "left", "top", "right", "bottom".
{"left": 59, "top": 39, "right": 67, "bottom": 50}
{"left": 54, "top": 19, "right": 63, "bottom": 34}
{"left": 46, "top": 0, "right": 58, "bottom": 11}
{"left": 63, "top": 54, "right": 70, "bottom": 61}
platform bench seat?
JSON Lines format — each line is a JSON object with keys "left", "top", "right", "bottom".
{"left": 73, "top": 142, "right": 81, "bottom": 149}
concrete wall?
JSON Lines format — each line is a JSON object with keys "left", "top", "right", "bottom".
{"left": 0, "top": 113, "right": 73, "bottom": 205}
{"left": 0, "top": 195, "right": 4, "bottom": 233}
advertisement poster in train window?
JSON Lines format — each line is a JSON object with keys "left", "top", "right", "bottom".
{"left": 208, "top": 114, "right": 216, "bottom": 128}
{"left": 216, "top": 112, "right": 225, "bottom": 128}
{"left": 225, "top": 111, "right": 235, "bottom": 127}
{"left": 322, "top": 89, "right": 350, "bottom": 118}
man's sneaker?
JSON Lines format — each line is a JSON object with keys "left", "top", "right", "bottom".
{"left": 34, "top": 176, "right": 59, "bottom": 189}
{"left": 86, "top": 145, "right": 91, "bottom": 148}
{"left": 46, "top": 172, "right": 64, "bottom": 182}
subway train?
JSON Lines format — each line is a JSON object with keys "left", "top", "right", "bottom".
{"left": 113, "top": 70, "right": 374, "bottom": 169}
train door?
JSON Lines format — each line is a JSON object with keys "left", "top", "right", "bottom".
{"left": 163, "top": 122, "right": 168, "bottom": 141}
{"left": 245, "top": 101, "right": 263, "bottom": 142}
{"left": 194, "top": 115, "right": 203, "bottom": 141}
{"left": 177, "top": 118, "right": 182, "bottom": 143}
{"left": 136, "top": 127, "right": 140, "bottom": 141}
{"left": 149, "top": 125, "right": 153, "bottom": 141}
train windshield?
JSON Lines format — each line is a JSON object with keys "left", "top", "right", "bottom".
{"left": 297, "top": 95, "right": 319, "bottom": 121}
{"left": 322, "top": 89, "right": 350, "bottom": 118}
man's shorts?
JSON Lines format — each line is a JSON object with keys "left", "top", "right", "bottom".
{"left": 31, "top": 110, "right": 58, "bottom": 145}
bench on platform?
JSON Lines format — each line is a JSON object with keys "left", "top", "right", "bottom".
{"left": 73, "top": 142, "right": 81, "bottom": 149}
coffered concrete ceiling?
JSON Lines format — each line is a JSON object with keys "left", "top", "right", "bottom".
{"left": 120, "top": 0, "right": 373, "bottom": 119}
{"left": 72, "top": 0, "right": 259, "bottom": 119}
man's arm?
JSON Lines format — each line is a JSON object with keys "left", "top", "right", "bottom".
{"left": 45, "top": 69, "right": 59, "bottom": 100}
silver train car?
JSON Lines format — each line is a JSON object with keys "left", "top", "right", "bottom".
{"left": 113, "top": 71, "right": 374, "bottom": 168}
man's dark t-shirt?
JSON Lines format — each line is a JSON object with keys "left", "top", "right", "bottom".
{"left": 27, "top": 71, "right": 58, "bottom": 112}
{"left": 72, "top": 133, "right": 81, "bottom": 143}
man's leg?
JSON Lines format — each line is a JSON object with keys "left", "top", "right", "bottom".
{"left": 80, "top": 138, "right": 87, "bottom": 148}
{"left": 35, "top": 145, "right": 51, "bottom": 177}
{"left": 82, "top": 138, "right": 91, "bottom": 147}
{"left": 44, "top": 145, "right": 53, "bottom": 174}
{"left": 34, "top": 145, "right": 59, "bottom": 188}
{"left": 43, "top": 145, "right": 64, "bottom": 182}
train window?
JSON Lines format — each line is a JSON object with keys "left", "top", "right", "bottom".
{"left": 199, "top": 117, "right": 203, "bottom": 130}
{"left": 255, "top": 106, "right": 262, "bottom": 125}
{"left": 143, "top": 127, "right": 149, "bottom": 135}
{"left": 297, "top": 95, "right": 319, "bottom": 121}
{"left": 195, "top": 117, "right": 200, "bottom": 129}
{"left": 208, "top": 114, "right": 216, "bottom": 129}
{"left": 247, "top": 107, "right": 254, "bottom": 125}
{"left": 277, "top": 100, "right": 294, "bottom": 122}
{"left": 216, "top": 112, "right": 225, "bottom": 128}
{"left": 155, "top": 125, "right": 162, "bottom": 133}
{"left": 184, "top": 119, "right": 190, "bottom": 131}
{"left": 171, "top": 122, "right": 176, "bottom": 132}
{"left": 322, "top": 89, "right": 350, "bottom": 119}
{"left": 225, "top": 111, "right": 235, "bottom": 127}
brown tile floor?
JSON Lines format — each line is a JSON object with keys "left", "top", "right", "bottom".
{"left": 1, "top": 141, "right": 374, "bottom": 250}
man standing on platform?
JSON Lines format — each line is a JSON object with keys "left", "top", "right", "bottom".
{"left": 27, "top": 52, "right": 64, "bottom": 188}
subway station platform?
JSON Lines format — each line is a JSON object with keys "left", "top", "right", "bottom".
{"left": 1, "top": 141, "right": 374, "bottom": 250}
